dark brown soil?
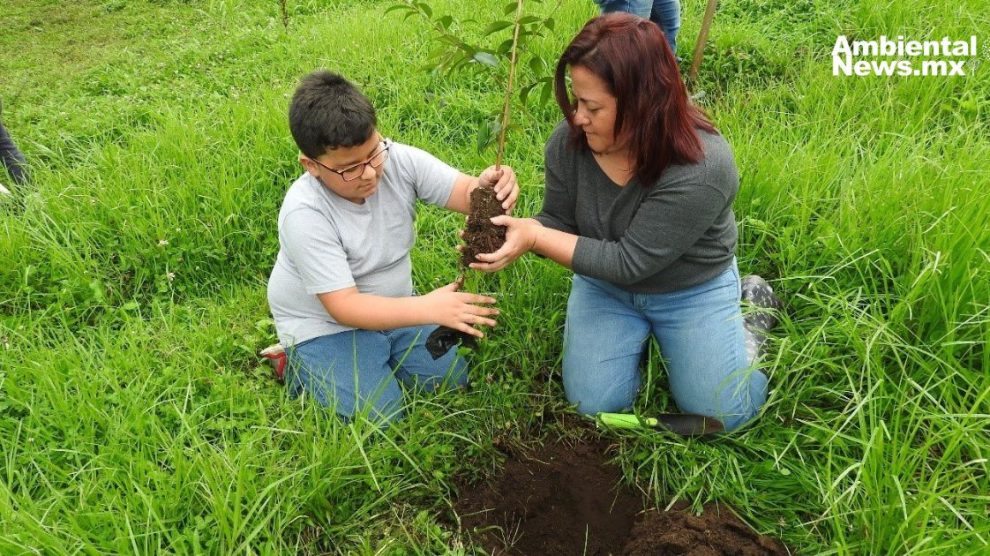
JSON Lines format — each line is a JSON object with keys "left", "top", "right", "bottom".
{"left": 461, "top": 184, "right": 507, "bottom": 266}
{"left": 622, "top": 502, "right": 789, "bottom": 556}
{"left": 424, "top": 183, "right": 507, "bottom": 358}
{"left": 455, "top": 437, "right": 789, "bottom": 556}
{"left": 457, "top": 437, "right": 641, "bottom": 555}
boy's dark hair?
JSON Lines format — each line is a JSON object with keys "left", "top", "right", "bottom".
{"left": 289, "top": 70, "right": 377, "bottom": 159}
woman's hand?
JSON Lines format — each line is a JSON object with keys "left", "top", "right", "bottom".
{"left": 420, "top": 282, "right": 499, "bottom": 338}
{"left": 478, "top": 165, "right": 519, "bottom": 214}
{"left": 469, "top": 216, "right": 542, "bottom": 272}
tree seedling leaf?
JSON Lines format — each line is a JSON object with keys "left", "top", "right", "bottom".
{"left": 483, "top": 20, "right": 513, "bottom": 36}
{"left": 384, "top": 4, "right": 413, "bottom": 15}
{"left": 476, "top": 121, "right": 494, "bottom": 152}
{"left": 472, "top": 51, "right": 500, "bottom": 67}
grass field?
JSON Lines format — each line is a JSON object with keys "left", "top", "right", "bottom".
{"left": 1, "top": 0, "right": 989, "bottom": 553}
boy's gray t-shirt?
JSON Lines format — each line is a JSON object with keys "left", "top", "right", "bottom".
{"left": 267, "top": 142, "right": 459, "bottom": 346}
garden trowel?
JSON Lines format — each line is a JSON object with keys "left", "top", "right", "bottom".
{"left": 598, "top": 412, "right": 724, "bottom": 437}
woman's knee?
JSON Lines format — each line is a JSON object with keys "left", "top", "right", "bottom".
{"left": 562, "top": 357, "right": 639, "bottom": 415}
{"left": 674, "top": 369, "right": 768, "bottom": 432}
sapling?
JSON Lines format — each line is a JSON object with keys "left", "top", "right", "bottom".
{"left": 424, "top": 0, "right": 526, "bottom": 358}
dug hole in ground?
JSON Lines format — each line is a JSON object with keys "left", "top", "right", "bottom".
{"left": 453, "top": 429, "right": 790, "bottom": 555}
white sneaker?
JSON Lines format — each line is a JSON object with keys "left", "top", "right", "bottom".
{"left": 0, "top": 183, "right": 10, "bottom": 196}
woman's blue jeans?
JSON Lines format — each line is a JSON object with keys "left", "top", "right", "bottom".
{"left": 562, "top": 262, "right": 767, "bottom": 431}
{"left": 593, "top": 0, "right": 681, "bottom": 54}
{"left": 285, "top": 325, "right": 468, "bottom": 423}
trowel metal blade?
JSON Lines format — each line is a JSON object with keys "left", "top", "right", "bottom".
{"left": 653, "top": 414, "right": 724, "bottom": 436}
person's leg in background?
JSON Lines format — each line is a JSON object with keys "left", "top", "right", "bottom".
{"left": 592, "top": 0, "right": 652, "bottom": 21}
{"left": 591, "top": 0, "right": 678, "bottom": 54}
{"left": 650, "top": 0, "right": 681, "bottom": 55}
{"left": 0, "top": 121, "right": 28, "bottom": 188}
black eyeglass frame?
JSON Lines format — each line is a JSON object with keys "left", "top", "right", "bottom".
{"left": 309, "top": 139, "right": 391, "bottom": 182}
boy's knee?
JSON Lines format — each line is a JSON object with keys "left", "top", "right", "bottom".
{"left": 332, "top": 382, "right": 404, "bottom": 424}
{"left": 361, "top": 390, "right": 405, "bottom": 424}
{"left": 446, "top": 357, "right": 470, "bottom": 387}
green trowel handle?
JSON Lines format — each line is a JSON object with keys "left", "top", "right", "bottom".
{"left": 598, "top": 413, "right": 659, "bottom": 429}
{"left": 598, "top": 412, "right": 724, "bottom": 436}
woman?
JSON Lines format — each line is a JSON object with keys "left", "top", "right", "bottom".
{"left": 471, "top": 13, "right": 776, "bottom": 431}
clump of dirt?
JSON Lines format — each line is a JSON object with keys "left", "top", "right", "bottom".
{"left": 623, "top": 502, "right": 789, "bottom": 556}
{"left": 425, "top": 183, "right": 507, "bottom": 359}
{"left": 461, "top": 184, "right": 506, "bottom": 266}
{"left": 455, "top": 437, "right": 789, "bottom": 555}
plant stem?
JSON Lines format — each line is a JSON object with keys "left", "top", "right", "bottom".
{"left": 495, "top": 0, "right": 524, "bottom": 171}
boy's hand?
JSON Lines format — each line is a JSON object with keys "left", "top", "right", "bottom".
{"left": 469, "top": 216, "right": 541, "bottom": 272}
{"left": 421, "top": 282, "right": 499, "bottom": 338}
{"left": 478, "top": 165, "right": 519, "bottom": 214}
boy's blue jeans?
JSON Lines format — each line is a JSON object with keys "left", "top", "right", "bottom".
{"left": 286, "top": 325, "right": 468, "bottom": 423}
{"left": 562, "top": 261, "right": 767, "bottom": 431}
{"left": 593, "top": 0, "right": 681, "bottom": 54}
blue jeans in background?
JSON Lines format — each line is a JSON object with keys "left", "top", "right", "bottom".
{"left": 562, "top": 261, "right": 767, "bottom": 431}
{"left": 286, "top": 325, "right": 469, "bottom": 423}
{"left": 593, "top": 0, "right": 681, "bottom": 54}
{"left": 0, "top": 122, "right": 28, "bottom": 185}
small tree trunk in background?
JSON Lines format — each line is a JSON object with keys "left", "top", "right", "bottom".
{"left": 279, "top": 0, "right": 289, "bottom": 30}
{"left": 688, "top": 0, "right": 718, "bottom": 87}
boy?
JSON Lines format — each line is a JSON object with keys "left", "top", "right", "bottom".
{"left": 268, "top": 70, "right": 518, "bottom": 423}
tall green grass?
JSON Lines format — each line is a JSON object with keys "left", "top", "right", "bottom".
{"left": 1, "top": 0, "right": 988, "bottom": 553}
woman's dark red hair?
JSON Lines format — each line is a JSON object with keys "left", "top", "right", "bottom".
{"left": 555, "top": 13, "right": 716, "bottom": 185}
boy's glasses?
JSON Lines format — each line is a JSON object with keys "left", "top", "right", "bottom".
{"left": 311, "top": 140, "right": 390, "bottom": 182}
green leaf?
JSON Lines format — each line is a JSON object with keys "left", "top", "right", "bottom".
{"left": 540, "top": 80, "right": 554, "bottom": 105}
{"left": 519, "top": 82, "right": 538, "bottom": 105}
{"left": 384, "top": 4, "right": 413, "bottom": 15}
{"left": 437, "top": 15, "right": 453, "bottom": 29}
{"left": 544, "top": 17, "right": 555, "bottom": 31}
{"left": 476, "top": 121, "right": 494, "bottom": 153}
{"left": 504, "top": 2, "right": 517, "bottom": 15}
{"left": 496, "top": 38, "right": 514, "bottom": 55}
{"left": 519, "top": 15, "right": 540, "bottom": 25}
{"left": 414, "top": 1, "right": 432, "bottom": 17}
{"left": 528, "top": 54, "right": 545, "bottom": 74}
{"left": 483, "top": 20, "right": 513, "bottom": 35}
{"left": 472, "top": 51, "right": 499, "bottom": 67}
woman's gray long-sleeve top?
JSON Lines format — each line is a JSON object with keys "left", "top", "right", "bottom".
{"left": 534, "top": 121, "right": 739, "bottom": 293}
